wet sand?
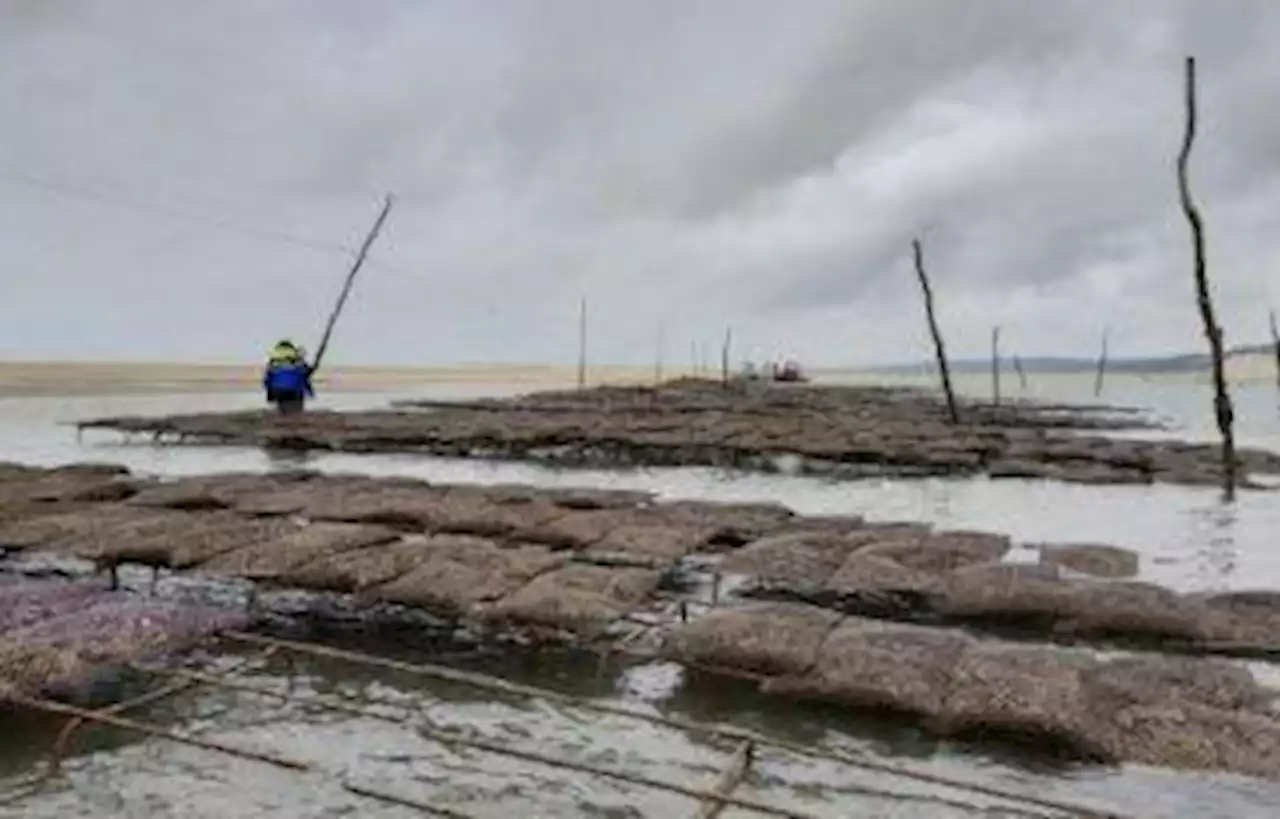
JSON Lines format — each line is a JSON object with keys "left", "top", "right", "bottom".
{"left": 10, "top": 357, "right": 1276, "bottom": 398}
{"left": 0, "top": 361, "right": 664, "bottom": 397}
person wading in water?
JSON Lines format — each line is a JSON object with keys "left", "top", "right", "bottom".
{"left": 262, "top": 339, "right": 314, "bottom": 415}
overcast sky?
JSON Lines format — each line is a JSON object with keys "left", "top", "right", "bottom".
{"left": 2, "top": 0, "right": 1278, "bottom": 367}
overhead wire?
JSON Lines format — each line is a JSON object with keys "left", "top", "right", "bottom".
{"left": 0, "top": 165, "right": 668, "bottom": 356}
{"left": 0, "top": 169, "right": 358, "bottom": 258}
{"left": 0, "top": 167, "right": 456, "bottom": 297}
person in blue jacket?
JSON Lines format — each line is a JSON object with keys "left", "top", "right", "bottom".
{"left": 262, "top": 339, "right": 314, "bottom": 415}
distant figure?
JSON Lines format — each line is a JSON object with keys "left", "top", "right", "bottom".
{"left": 262, "top": 339, "right": 314, "bottom": 415}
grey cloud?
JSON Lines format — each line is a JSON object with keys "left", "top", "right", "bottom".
{"left": 1, "top": 0, "right": 1279, "bottom": 367}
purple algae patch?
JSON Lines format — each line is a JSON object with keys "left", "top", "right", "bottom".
{"left": 0, "top": 575, "right": 248, "bottom": 698}
{"left": 0, "top": 578, "right": 112, "bottom": 634}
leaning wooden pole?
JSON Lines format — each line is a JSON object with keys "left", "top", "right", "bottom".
{"left": 1093, "top": 326, "right": 1109, "bottom": 398}
{"left": 911, "top": 238, "right": 959, "bottom": 423}
{"left": 311, "top": 193, "right": 395, "bottom": 373}
{"left": 1178, "top": 55, "right": 1237, "bottom": 500}
{"left": 577, "top": 296, "right": 588, "bottom": 389}
{"left": 990, "top": 326, "right": 1001, "bottom": 406}
{"left": 1269, "top": 309, "right": 1280, "bottom": 393}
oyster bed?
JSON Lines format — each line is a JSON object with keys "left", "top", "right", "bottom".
{"left": 1, "top": 461, "right": 1279, "bottom": 782}
{"left": 75, "top": 379, "right": 1280, "bottom": 489}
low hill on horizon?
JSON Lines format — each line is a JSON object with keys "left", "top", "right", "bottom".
{"left": 861, "top": 342, "right": 1277, "bottom": 376}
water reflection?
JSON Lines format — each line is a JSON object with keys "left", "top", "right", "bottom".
{"left": 1193, "top": 500, "right": 1240, "bottom": 586}
{"left": 38, "top": 426, "right": 1280, "bottom": 596}
{"left": 5, "top": 632, "right": 1278, "bottom": 819}
{"left": 262, "top": 447, "right": 317, "bottom": 470}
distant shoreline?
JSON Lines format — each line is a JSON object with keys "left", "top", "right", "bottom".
{"left": 0, "top": 358, "right": 1271, "bottom": 399}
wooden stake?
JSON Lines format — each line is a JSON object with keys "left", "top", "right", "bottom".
{"left": 990, "top": 326, "right": 1001, "bottom": 406}
{"left": 911, "top": 238, "right": 959, "bottom": 423}
{"left": 431, "top": 726, "right": 803, "bottom": 817}
{"left": 577, "top": 296, "right": 588, "bottom": 390}
{"left": 1094, "top": 326, "right": 1109, "bottom": 398}
{"left": 1270, "top": 310, "right": 1280, "bottom": 393}
{"left": 691, "top": 741, "right": 754, "bottom": 819}
{"left": 312, "top": 193, "right": 395, "bottom": 373}
{"left": 720, "top": 327, "right": 733, "bottom": 386}
{"left": 1178, "top": 55, "right": 1237, "bottom": 501}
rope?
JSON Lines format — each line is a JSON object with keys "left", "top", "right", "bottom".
{"left": 133, "top": 661, "right": 1031, "bottom": 818}
{"left": 0, "top": 679, "right": 195, "bottom": 806}
{"left": 5, "top": 694, "right": 312, "bottom": 771}
{"left": 136, "top": 664, "right": 813, "bottom": 816}
{"left": 221, "top": 631, "right": 1118, "bottom": 818}
{"left": 4, "top": 691, "right": 483, "bottom": 817}
{"left": 47, "top": 679, "right": 197, "bottom": 774}
{"left": 341, "top": 783, "right": 478, "bottom": 818}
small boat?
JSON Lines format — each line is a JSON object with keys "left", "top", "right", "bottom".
{"left": 771, "top": 359, "right": 808, "bottom": 383}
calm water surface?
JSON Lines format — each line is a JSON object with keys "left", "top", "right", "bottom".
{"left": 1, "top": 374, "right": 1278, "bottom": 818}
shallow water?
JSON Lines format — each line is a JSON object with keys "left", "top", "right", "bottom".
{"left": 2, "top": 374, "right": 1280, "bottom": 818}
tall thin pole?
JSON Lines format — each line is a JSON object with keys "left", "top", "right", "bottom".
{"left": 1269, "top": 310, "right": 1280, "bottom": 394}
{"left": 577, "top": 296, "right": 588, "bottom": 389}
{"left": 720, "top": 327, "right": 733, "bottom": 386}
{"left": 311, "top": 193, "right": 395, "bottom": 372}
{"left": 990, "top": 326, "right": 1001, "bottom": 406}
{"left": 911, "top": 238, "right": 959, "bottom": 424}
{"left": 1178, "top": 55, "right": 1236, "bottom": 500}
{"left": 1013, "top": 354, "right": 1028, "bottom": 391}
{"left": 655, "top": 324, "right": 666, "bottom": 385}
{"left": 1093, "top": 326, "right": 1109, "bottom": 398}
